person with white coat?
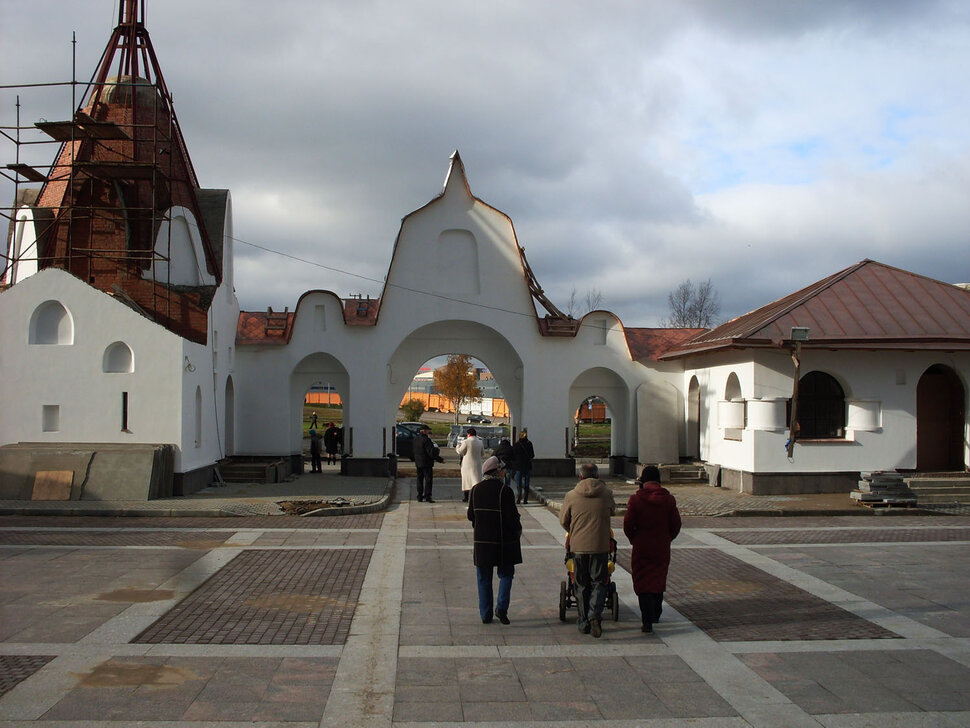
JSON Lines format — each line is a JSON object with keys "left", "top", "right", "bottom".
{"left": 456, "top": 427, "right": 485, "bottom": 502}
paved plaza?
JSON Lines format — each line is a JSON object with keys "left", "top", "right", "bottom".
{"left": 1, "top": 476, "right": 969, "bottom": 727}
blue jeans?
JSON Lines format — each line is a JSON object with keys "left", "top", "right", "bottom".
{"left": 476, "top": 564, "right": 514, "bottom": 621}
{"left": 573, "top": 552, "right": 608, "bottom": 628}
{"left": 515, "top": 470, "right": 531, "bottom": 501}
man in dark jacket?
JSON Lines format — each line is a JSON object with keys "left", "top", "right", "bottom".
{"left": 468, "top": 456, "right": 522, "bottom": 624}
{"left": 413, "top": 425, "right": 443, "bottom": 503}
{"left": 560, "top": 462, "right": 615, "bottom": 637}
{"left": 623, "top": 465, "right": 681, "bottom": 633}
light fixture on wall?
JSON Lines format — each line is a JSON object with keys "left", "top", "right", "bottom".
{"left": 790, "top": 327, "right": 810, "bottom": 341}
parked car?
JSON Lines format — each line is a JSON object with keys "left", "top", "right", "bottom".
{"left": 447, "top": 424, "right": 508, "bottom": 451}
{"left": 467, "top": 414, "right": 491, "bottom": 424}
{"left": 394, "top": 422, "right": 426, "bottom": 460}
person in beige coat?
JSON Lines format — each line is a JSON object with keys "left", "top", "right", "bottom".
{"left": 456, "top": 427, "right": 484, "bottom": 502}
{"left": 560, "top": 462, "right": 616, "bottom": 637}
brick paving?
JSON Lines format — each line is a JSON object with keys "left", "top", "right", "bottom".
{"left": 134, "top": 549, "right": 370, "bottom": 645}
{"left": 0, "top": 656, "right": 53, "bottom": 698}
{"left": 716, "top": 526, "right": 970, "bottom": 545}
{"left": 641, "top": 547, "right": 901, "bottom": 642}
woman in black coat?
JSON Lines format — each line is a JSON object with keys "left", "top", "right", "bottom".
{"left": 511, "top": 431, "right": 535, "bottom": 503}
{"left": 467, "top": 456, "right": 522, "bottom": 624}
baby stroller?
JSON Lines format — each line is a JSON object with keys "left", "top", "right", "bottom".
{"left": 559, "top": 531, "right": 620, "bottom": 622}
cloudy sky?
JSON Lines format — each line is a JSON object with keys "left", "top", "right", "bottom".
{"left": 3, "top": 0, "right": 969, "bottom": 327}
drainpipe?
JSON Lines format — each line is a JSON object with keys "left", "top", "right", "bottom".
{"left": 785, "top": 327, "right": 810, "bottom": 459}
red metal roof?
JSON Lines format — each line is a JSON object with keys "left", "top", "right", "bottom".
{"left": 236, "top": 310, "right": 296, "bottom": 345}
{"left": 624, "top": 327, "right": 707, "bottom": 361}
{"left": 662, "top": 260, "right": 970, "bottom": 358}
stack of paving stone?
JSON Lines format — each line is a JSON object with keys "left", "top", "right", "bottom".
{"left": 850, "top": 471, "right": 917, "bottom": 507}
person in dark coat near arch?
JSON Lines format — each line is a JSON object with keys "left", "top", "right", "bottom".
{"left": 623, "top": 465, "right": 681, "bottom": 633}
{"left": 467, "top": 456, "right": 522, "bottom": 625}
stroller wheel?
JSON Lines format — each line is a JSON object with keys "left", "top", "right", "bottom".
{"left": 610, "top": 582, "right": 619, "bottom": 621}
{"left": 559, "top": 581, "right": 568, "bottom": 622}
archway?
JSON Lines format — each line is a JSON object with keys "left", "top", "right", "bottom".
{"left": 569, "top": 367, "right": 630, "bottom": 459}
{"left": 917, "top": 364, "right": 966, "bottom": 471}
{"left": 291, "top": 353, "right": 350, "bottom": 463}
{"left": 687, "top": 376, "right": 701, "bottom": 460}
{"left": 386, "top": 321, "right": 524, "bottom": 433}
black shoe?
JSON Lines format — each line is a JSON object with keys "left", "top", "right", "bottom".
{"left": 496, "top": 610, "right": 510, "bottom": 625}
{"left": 425, "top": 497, "right": 435, "bottom": 503}
{"left": 590, "top": 619, "right": 602, "bottom": 638}
{"left": 416, "top": 496, "right": 423, "bottom": 502}
{"left": 578, "top": 622, "right": 590, "bottom": 634}
{"left": 462, "top": 493, "right": 469, "bottom": 502}
{"left": 482, "top": 616, "right": 493, "bottom": 624}
{"left": 641, "top": 624, "right": 653, "bottom": 633}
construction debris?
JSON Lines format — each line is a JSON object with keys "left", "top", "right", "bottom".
{"left": 851, "top": 471, "right": 918, "bottom": 508}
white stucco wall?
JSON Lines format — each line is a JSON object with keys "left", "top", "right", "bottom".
{"left": 0, "top": 268, "right": 183, "bottom": 448}
{"left": 682, "top": 347, "right": 970, "bottom": 475}
{"left": 232, "top": 159, "right": 656, "bottom": 464}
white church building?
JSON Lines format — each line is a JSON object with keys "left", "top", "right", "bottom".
{"left": 2, "top": 4, "right": 968, "bottom": 498}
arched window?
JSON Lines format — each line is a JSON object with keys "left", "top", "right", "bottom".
{"left": 796, "top": 371, "right": 845, "bottom": 439}
{"left": 102, "top": 342, "right": 134, "bottom": 373}
{"left": 722, "top": 372, "right": 744, "bottom": 440}
{"left": 29, "top": 300, "right": 73, "bottom": 345}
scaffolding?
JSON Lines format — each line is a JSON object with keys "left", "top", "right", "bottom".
{"left": 1, "top": 0, "right": 213, "bottom": 330}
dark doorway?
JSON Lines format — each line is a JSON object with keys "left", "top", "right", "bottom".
{"left": 916, "top": 364, "right": 966, "bottom": 472}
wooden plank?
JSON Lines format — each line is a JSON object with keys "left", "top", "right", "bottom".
{"left": 31, "top": 470, "right": 74, "bottom": 500}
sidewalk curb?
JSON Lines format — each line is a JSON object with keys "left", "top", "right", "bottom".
{"left": 0, "top": 478, "right": 397, "bottom": 518}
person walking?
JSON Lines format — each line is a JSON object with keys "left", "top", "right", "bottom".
{"left": 323, "top": 422, "right": 340, "bottom": 465}
{"left": 493, "top": 435, "right": 514, "bottom": 487}
{"left": 560, "top": 462, "right": 615, "bottom": 638}
{"left": 467, "top": 456, "right": 521, "bottom": 624}
{"left": 512, "top": 430, "right": 535, "bottom": 503}
{"left": 308, "top": 429, "right": 323, "bottom": 473}
{"left": 456, "top": 427, "right": 484, "bottom": 503}
{"left": 623, "top": 465, "right": 682, "bottom": 633}
{"left": 413, "top": 424, "right": 444, "bottom": 503}
{"left": 309, "top": 411, "right": 318, "bottom": 429}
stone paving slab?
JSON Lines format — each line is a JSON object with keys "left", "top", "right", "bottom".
{"left": 653, "top": 548, "right": 900, "bottom": 642}
{"left": 0, "top": 530, "right": 234, "bottom": 547}
{"left": 135, "top": 549, "right": 370, "bottom": 645}
{"left": 0, "top": 513, "right": 384, "bottom": 529}
{"left": 717, "top": 527, "right": 970, "bottom": 545}
{"left": 739, "top": 649, "right": 970, "bottom": 714}
{"left": 37, "top": 655, "right": 337, "bottom": 723}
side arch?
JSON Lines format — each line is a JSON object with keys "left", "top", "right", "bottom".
{"left": 569, "top": 366, "right": 631, "bottom": 457}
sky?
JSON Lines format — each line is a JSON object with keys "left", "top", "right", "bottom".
{"left": 3, "top": 0, "right": 969, "bottom": 328}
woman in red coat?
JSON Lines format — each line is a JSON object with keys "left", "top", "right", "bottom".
{"left": 623, "top": 465, "right": 681, "bottom": 633}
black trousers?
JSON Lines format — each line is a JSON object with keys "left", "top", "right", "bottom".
{"left": 416, "top": 466, "right": 434, "bottom": 499}
{"left": 637, "top": 592, "right": 664, "bottom": 628}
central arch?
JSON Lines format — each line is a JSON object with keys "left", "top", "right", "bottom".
{"left": 385, "top": 320, "right": 524, "bottom": 428}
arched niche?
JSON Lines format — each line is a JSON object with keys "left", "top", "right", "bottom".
{"left": 29, "top": 300, "right": 74, "bottom": 345}
{"left": 102, "top": 341, "right": 134, "bottom": 373}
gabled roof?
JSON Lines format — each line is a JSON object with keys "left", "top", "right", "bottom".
{"left": 661, "top": 260, "right": 970, "bottom": 359}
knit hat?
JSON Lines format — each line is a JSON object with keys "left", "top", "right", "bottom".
{"left": 482, "top": 456, "right": 503, "bottom": 474}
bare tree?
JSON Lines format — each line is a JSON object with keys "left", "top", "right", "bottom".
{"left": 565, "top": 285, "right": 605, "bottom": 318}
{"left": 660, "top": 278, "right": 721, "bottom": 328}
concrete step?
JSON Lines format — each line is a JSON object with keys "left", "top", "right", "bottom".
{"left": 907, "top": 476, "right": 970, "bottom": 505}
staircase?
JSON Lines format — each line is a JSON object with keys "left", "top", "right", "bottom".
{"left": 217, "top": 459, "right": 289, "bottom": 484}
{"left": 662, "top": 463, "right": 708, "bottom": 485}
{"left": 905, "top": 473, "right": 970, "bottom": 505}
